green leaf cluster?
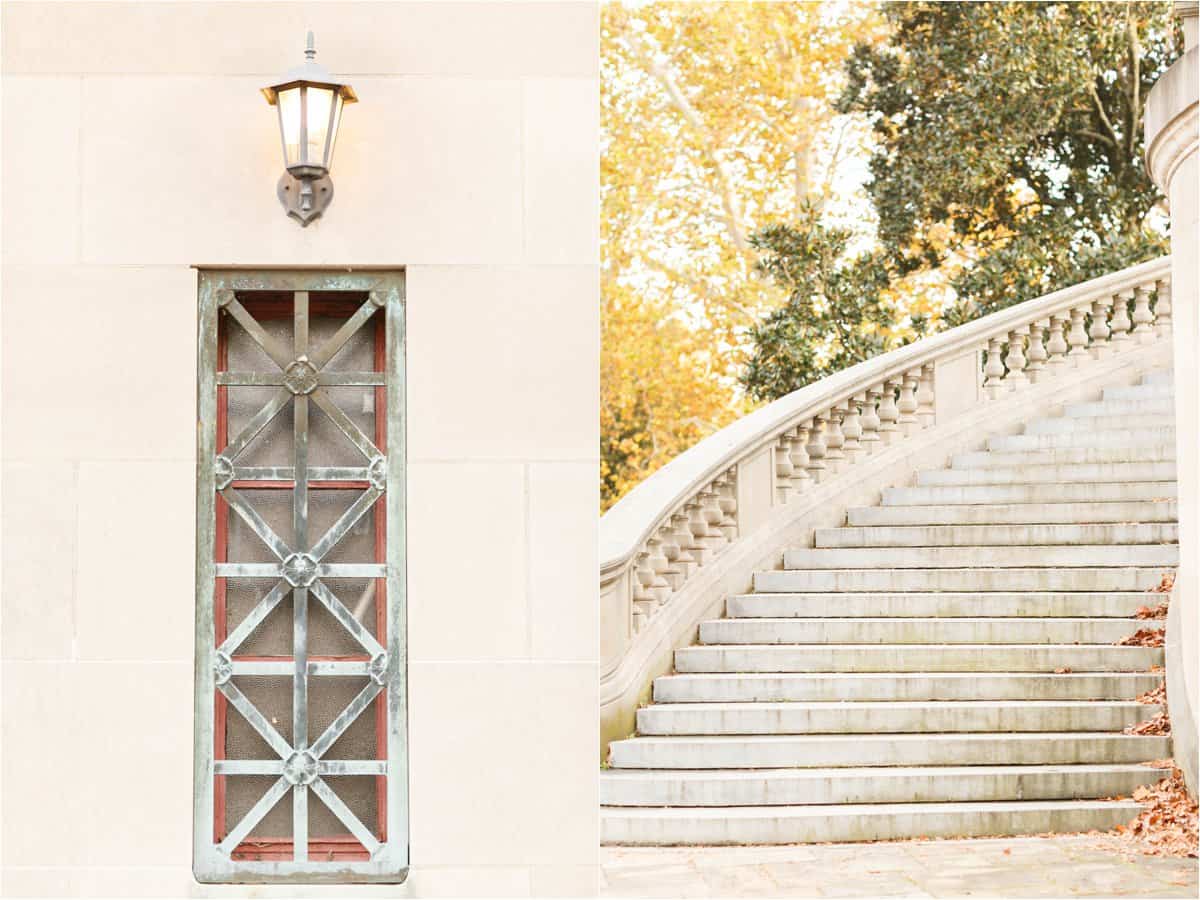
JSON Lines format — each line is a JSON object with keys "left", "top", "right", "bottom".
{"left": 743, "top": 0, "right": 1178, "bottom": 400}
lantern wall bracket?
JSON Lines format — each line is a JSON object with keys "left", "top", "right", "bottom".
{"left": 277, "top": 170, "right": 333, "bottom": 226}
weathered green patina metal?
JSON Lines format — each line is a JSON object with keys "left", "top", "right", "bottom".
{"left": 193, "top": 269, "right": 408, "bottom": 884}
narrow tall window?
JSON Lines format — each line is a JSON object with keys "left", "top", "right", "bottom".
{"left": 193, "top": 271, "right": 407, "bottom": 883}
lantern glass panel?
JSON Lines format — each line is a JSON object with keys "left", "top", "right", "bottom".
{"left": 305, "top": 86, "right": 337, "bottom": 168}
{"left": 276, "top": 86, "right": 303, "bottom": 168}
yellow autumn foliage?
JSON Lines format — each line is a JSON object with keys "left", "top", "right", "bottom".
{"left": 601, "top": 0, "right": 885, "bottom": 510}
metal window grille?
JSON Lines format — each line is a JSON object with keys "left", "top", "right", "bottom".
{"left": 193, "top": 270, "right": 408, "bottom": 883}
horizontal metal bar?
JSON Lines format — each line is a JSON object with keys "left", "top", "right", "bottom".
{"left": 319, "top": 372, "right": 386, "bottom": 386}
{"left": 214, "top": 760, "right": 285, "bottom": 776}
{"left": 318, "top": 760, "right": 387, "bottom": 776}
{"left": 230, "top": 659, "right": 372, "bottom": 677}
{"left": 215, "top": 563, "right": 386, "bottom": 578}
{"left": 309, "top": 660, "right": 371, "bottom": 677}
{"left": 233, "top": 467, "right": 371, "bottom": 483}
{"left": 320, "top": 563, "right": 387, "bottom": 578}
{"left": 217, "top": 372, "right": 286, "bottom": 386}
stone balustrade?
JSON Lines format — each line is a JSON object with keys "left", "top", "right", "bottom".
{"left": 600, "top": 256, "right": 1173, "bottom": 753}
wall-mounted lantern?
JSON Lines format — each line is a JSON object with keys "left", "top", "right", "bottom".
{"left": 262, "top": 32, "right": 357, "bottom": 226}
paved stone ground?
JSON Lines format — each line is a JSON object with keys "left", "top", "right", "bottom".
{"left": 601, "top": 835, "right": 1199, "bottom": 898}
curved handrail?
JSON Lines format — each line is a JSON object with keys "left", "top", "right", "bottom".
{"left": 600, "top": 256, "right": 1172, "bottom": 574}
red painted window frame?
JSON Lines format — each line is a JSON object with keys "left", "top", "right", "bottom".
{"left": 214, "top": 294, "right": 387, "bottom": 861}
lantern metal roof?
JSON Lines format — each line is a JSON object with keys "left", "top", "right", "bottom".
{"left": 261, "top": 31, "right": 358, "bottom": 106}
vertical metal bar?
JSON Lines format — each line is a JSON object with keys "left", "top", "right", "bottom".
{"left": 323, "top": 93, "right": 340, "bottom": 169}
{"left": 372, "top": 310, "right": 387, "bottom": 840}
{"left": 194, "top": 274, "right": 220, "bottom": 875}
{"left": 214, "top": 313, "right": 230, "bottom": 842}
{"left": 292, "top": 290, "right": 310, "bottom": 862}
{"left": 384, "top": 275, "right": 409, "bottom": 869}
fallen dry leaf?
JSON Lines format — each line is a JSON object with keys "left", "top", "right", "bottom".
{"left": 1137, "top": 681, "right": 1167, "bottom": 705}
{"left": 1110, "top": 766, "right": 1197, "bottom": 858}
{"left": 1125, "top": 711, "right": 1171, "bottom": 735}
{"left": 1149, "top": 572, "right": 1177, "bottom": 594}
{"left": 1117, "top": 627, "right": 1166, "bottom": 647}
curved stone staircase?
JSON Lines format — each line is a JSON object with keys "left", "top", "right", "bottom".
{"left": 601, "top": 370, "right": 1178, "bottom": 845}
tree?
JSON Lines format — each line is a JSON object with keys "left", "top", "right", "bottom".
{"left": 742, "top": 0, "right": 1178, "bottom": 401}
{"left": 601, "top": 1, "right": 882, "bottom": 508}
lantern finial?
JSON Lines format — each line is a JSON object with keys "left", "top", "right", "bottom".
{"left": 305, "top": 30, "right": 316, "bottom": 61}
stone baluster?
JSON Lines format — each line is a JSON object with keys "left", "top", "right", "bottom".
{"left": 983, "top": 336, "right": 1006, "bottom": 397}
{"left": 774, "top": 431, "right": 795, "bottom": 504}
{"left": 699, "top": 484, "right": 725, "bottom": 554}
{"left": 1089, "top": 295, "right": 1112, "bottom": 358}
{"left": 669, "top": 511, "right": 696, "bottom": 581}
{"left": 840, "top": 399, "right": 863, "bottom": 464}
{"left": 657, "top": 522, "right": 684, "bottom": 591}
{"left": 789, "top": 422, "right": 813, "bottom": 495}
{"left": 631, "top": 604, "right": 645, "bottom": 634}
{"left": 717, "top": 470, "right": 738, "bottom": 541}
{"left": 1004, "top": 325, "right": 1029, "bottom": 389}
{"left": 1046, "top": 314, "right": 1070, "bottom": 370}
{"left": 632, "top": 550, "right": 658, "bottom": 619}
{"left": 877, "top": 379, "right": 901, "bottom": 443}
{"left": 859, "top": 390, "right": 882, "bottom": 455}
{"left": 1026, "top": 320, "right": 1048, "bottom": 382}
{"left": 1154, "top": 279, "right": 1172, "bottom": 338}
{"left": 1110, "top": 289, "right": 1133, "bottom": 349}
{"left": 1067, "top": 305, "right": 1090, "bottom": 360}
{"left": 1130, "top": 284, "right": 1153, "bottom": 341}
{"left": 806, "top": 417, "right": 827, "bottom": 483}
{"left": 898, "top": 370, "right": 920, "bottom": 434}
{"left": 917, "top": 363, "right": 936, "bottom": 427}
{"left": 823, "top": 408, "right": 846, "bottom": 475}
{"left": 645, "top": 534, "right": 671, "bottom": 604}
{"left": 685, "top": 498, "right": 711, "bottom": 566}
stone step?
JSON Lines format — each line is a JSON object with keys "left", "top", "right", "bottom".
{"left": 815, "top": 523, "right": 1177, "bottom": 548}
{"left": 600, "top": 764, "right": 1163, "bottom": 807}
{"left": 988, "top": 427, "right": 1175, "bottom": 452}
{"left": 698, "top": 617, "right": 1142, "bottom": 646}
{"left": 916, "top": 461, "right": 1176, "bottom": 486}
{"left": 652, "top": 672, "right": 1163, "bottom": 703}
{"left": 1141, "top": 370, "right": 1173, "bottom": 386}
{"left": 726, "top": 592, "right": 1154, "bottom": 619}
{"left": 952, "top": 445, "right": 1175, "bottom": 470}
{"left": 780, "top": 545, "right": 1179, "bottom": 570}
{"left": 1065, "top": 397, "right": 1174, "bottom": 417}
{"left": 1025, "top": 414, "right": 1174, "bottom": 434}
{"left": 636, "top": 700, "right": 1158, "bottom": 736}
{"left": 599, "top": 799, "right": 1146, "bottom": 845}
{"left": 882, "top": 482, "right": 1176, "bottom": 507}
{"left": 755, "top": 566, "right": 1170, "bottom": 593}
{"left": 1104, "top": 383, "right": 1174, "bottom": 400}
{"left": 848, "top": 501, "right": 1178, "bottom": 526}
{"left": 607, "top": 732, "right": 1169, "bottom": 769}
{"left": 674, "top": 643, "right": 1162, "bottom": 674}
